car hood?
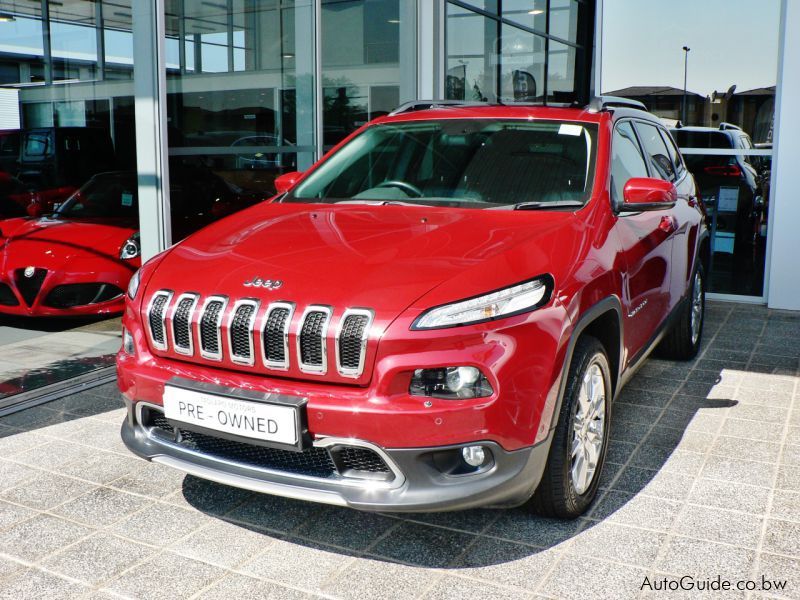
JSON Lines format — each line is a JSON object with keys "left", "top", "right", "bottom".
{"left": 0, "top": 217, "right": 137, "bottom": 271}
{"left": 146, "top": 203, "right": 581, "bottom": 323}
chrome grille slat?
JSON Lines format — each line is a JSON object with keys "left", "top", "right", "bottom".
{"left": 297, "top": 305, "right": 332, "bottom": 374}
{"left": 335, "top": 309, "right": 373, "bottom": 378}
{"left": 261, "top": 302, "right": 294, "bottom": 370}
{"left": 147, "top": 291, "right": 173, "bottom": 351}
{"left": 227, "top": 299, "right": 259, "bottom": 366}
{"left": 199, "top": 296, "right": 227, "bottom": 361}
{"left": 171, "top": 293, "right": 199, "bottom": 356}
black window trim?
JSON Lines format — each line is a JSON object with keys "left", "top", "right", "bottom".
{"left": 631, "top": 118, "right": 681, "bottom": 184}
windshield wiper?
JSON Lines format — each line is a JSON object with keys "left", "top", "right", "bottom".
{"left": 506, "top": 200, "right": 585, "bottom": 211}
{"left": 335, "top": 199, "right": 419, "bottom": 207}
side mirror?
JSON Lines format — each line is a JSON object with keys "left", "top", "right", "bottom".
{"left": 621, "top": 177, "right": 677, "bottom": 212}
{"left": 274, "top": 171, "right": 303, "bottom": 195}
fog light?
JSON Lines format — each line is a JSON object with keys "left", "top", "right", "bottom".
{"left": 462, "top": 445, "right": 487, "bottom": 467}
{"left": 122, "top": 328, "right": 134, "bottom": 355}
{"left": 409, "top": 366, "right": 493, "bottom": 399}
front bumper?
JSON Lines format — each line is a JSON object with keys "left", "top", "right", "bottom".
{"left": 121, "top": 397, "right": 553, "bottom": 512}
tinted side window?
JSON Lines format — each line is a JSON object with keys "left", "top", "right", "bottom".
{"left": 659, "top": 129, "right": 684, "bottom": 177}
{"left": 611, "top": 121, "right": 649, "bottom": 206}
{"left": 636, "top": 122, "right": 676, "bottom": 181}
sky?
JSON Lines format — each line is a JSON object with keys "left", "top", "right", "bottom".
{"left": 601, "top": 0, "right": 782, "bottom": 96}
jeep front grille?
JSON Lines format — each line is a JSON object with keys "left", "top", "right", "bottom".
{"left": 144, "top": 291, "right": 373, "bottom": 377}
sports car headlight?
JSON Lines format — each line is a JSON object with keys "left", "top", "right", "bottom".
{"left": 412, "top": 277, "right": 552, "bottom": 330}
{"left": 127, "top": 269, "right": 141, "bottom": 300}
{"left": 120, "top": 233, "right": 140, "bottom": 260}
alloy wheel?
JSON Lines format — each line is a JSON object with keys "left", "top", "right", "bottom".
{"left": 570, "top": 362, "right": 606, "bottom": 495}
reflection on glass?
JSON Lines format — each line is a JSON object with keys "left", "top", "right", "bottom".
{"left": 164, "top": 0, "right": 315, "bottom": 242}
{"left": 321, "top": 0, "right": 414, "bottom": 148}
{"left": 446, "top": 3, "right": 497, "bottom": 102}
{"left": 502, "top": 0, "right": 547, "bottom": 31}
{"left": 500, "top": 24, "right": 545, "bottom": 102}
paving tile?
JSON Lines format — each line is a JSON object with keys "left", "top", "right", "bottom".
{"left": 771, "top": 490, "right": 800, "bottom": 523}
{"left": 604, "top": 440, "right": 637, "bottom": 465}
{"left": 612, "top": 466, "right": 694, "bottom": 501}
{"left": 9, "top": 439, "right": 97, "bottom": 470}
{"left": 616, "top": 388, "right": 673, "bottom": 409}
{"left": 111, "top": 502, "right": 212, "bottom": 546}
{"left": 196, "top": 573, "right": 312, "bottom": 599}
{"left": 657, "top": 409, "right": 722, "bottom": 434}
{"left": 763, "top": 518, "right": 800, "bottom": 557}
{"left": 612, "top": 402, "right": 662, "bottom": 425}
{"left": 630, "top": 445, "right": 704, "bottom": 476}
{"left": 0, "top": 459, "right": 39, "bottom": 492}
{"left": 423, "top": 575, "right": 530, "bottom": 600}
{"left": 0, "top": 567, "right": 89, "bottom": 600}
{"left": 485, "top": 510, "right": 584, "bottom": 548}
{"left": 688, "top": 479, "right": 771, "bottom": 515}
{"left": 656, "top": 536, "right": 755, "bottom": 580}
{"left": 322, "top": 556, "right": 437, "bottom": 600}
{"left": 757, "top": 553, "right": 800, "bottom": 600}
{"left": 627, "top": 376, "right": 683, "bottom": 395}
{"left": 59, "top": 451, "right": 142, "bottom": 485}
{"left": 65, "top": 419, "right": 129, "bottom": 454}
{"left": 109, "top": 462, "right": 187, "bottom": 498}
{"left": 674, "top": 504, "right": 763, "bottom": 548}
{"left": 369, "top": 521, "right": 475, "bottom": 567}
{"left": 539, "top": 554, "right": 648, "bottom": 600}
{"left": 711, "top": 436, "right": 782, "bottom": 463}
{"left": 609, "top": 421, "right": 651, "bottom": 444}
{"left": 45, "top": 390, "right": 125, "bottom": 417}
{"left": 587, "top": 490, "right": 683, "bottom": 531}
{"left": 734, "top": 387, "right": 794, "bottom": 408}
{"left": 52, "top": 486, "right": 152, "bottom": 527}
{"left": 169, "top": 519, "right": 275, "bottom": 568}
{"left": 596, "top": 460, "right": 624, "bottom": 490}
{"left": 165, "top": 474, "right": 253, "bottom": 517}
{"left": 720, "top": 418, "right": 785, "bottom": 442}
{"left": 776, "top": 465, "right": 800, "bottom": 492}
{"left": 782, "top": 445, "right": 800, "bottom": 467}
{"left": 567, "top": 522, "right": 665, "bottom": 567}
{"left": 0, "top": 555, "right": 25, "bottom": 579}
{"left": 0, "top": 514, "right": 93, "bottom": 561}
{"left": 0, "top": 471, "right": 90, "bottom": 511}
{"left": 41, "top": 532, "right": 155, "bottom": 585}
{"left": 701, "top": 455, "right": 777, "bottom": 489}
{"left": 238, "top": 537, "right": 355, "bottom": 591}
{"left": 103, "top": 552, "right": 226, "bottom": 600}
{"left": 0, "top": 502, "right": 37, "bottom": 538}
{"left": 451, "top": 536, "right": 558, "bottom": 591}
{"left": 0, "top": 429, "right": 49, "bottom": 457}
{"left": 294, "top": 506, "right": 397, "bottom": 550}
{"left": 225, "top": 495, "right": 322, "bottom": 534}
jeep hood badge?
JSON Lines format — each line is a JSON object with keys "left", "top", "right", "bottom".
{"left": 243, "top": 277, "right": 283, "bottom": 290}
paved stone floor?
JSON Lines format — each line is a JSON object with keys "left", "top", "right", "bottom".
{"left": 0, "top": 302, "right": 798, "bottom": 599}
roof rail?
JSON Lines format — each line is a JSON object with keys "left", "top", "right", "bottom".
{"left": 586, "top": 96, "right": 648, "bottom": 113}
{"left": 718, "top": 122, "right": 742, "bottom": 131}
{"left": 388, "top": 100, "right": 488, "bottom": 116}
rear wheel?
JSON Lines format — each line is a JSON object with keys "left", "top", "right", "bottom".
{"left": 530, "top": 336, "right": 612, "bottom": 518}
{"left": 659, "top": 264, "right": 705, "bottom": 360}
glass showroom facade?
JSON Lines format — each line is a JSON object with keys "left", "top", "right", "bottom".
{"left": 0, "top": 0, "right": 797, "bottom": 408}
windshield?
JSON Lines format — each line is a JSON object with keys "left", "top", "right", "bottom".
{"left": 287, "top": 119, "right": 598, "bottom": 209}
{"left": 56, "top": 172, "right": 138, "bottom": 219}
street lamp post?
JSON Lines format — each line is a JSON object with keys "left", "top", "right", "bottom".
{"left": 682, "top": 46, "right": 691, "bottom": 124}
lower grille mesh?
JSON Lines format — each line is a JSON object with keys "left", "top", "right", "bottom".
{"left": 145, "top": 409, "right": 391, "bottom": 479}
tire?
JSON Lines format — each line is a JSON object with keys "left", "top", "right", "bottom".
{"left": 529, "top": 335, "right": 612, "bottom": 519}
{"left": 659, "top": 263, "right": 705, "bottom": 360}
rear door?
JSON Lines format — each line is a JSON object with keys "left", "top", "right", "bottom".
{"left": 610, "top": 120, "right": 673, "bottom": 362}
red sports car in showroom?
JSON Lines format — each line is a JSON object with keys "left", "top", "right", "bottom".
{"left": 118, "top": 98, "right": 708, "bottom": 518}
{"left": 0, "top": 172, "right": 141, "bottom": 317}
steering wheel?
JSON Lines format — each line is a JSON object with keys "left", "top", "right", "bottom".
{"left": 375, "top": 180, "right": 423, "bottom": 198}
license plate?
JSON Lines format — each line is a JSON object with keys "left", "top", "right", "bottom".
{"left": 163, "top": 385, "right": 299, "bottom": 446}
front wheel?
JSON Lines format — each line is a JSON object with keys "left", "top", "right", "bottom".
{"left": 659, "top": 264, "right": 705, "bottom": 360}
{"left": 529, "top": 336, "right": 612, "bottom": 518}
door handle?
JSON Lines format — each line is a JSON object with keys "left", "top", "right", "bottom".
{"left": 659, "top": 215, "right": 678, "bottom": 234}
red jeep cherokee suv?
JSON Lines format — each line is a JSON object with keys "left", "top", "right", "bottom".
{"left": 118, "top": 98, "right": 708, "bottom": 518}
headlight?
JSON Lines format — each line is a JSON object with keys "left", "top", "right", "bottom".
{"left": 412, "top": 276, "right": 552, "bottom": 330}
{"left": 120, "top": 232, "right": 141, "bottom": 260}
{"left": 127, "top": 269, "right": 141, "bottom": 300}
